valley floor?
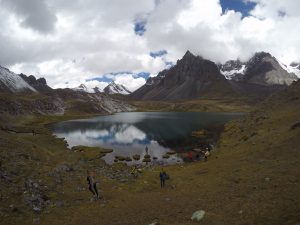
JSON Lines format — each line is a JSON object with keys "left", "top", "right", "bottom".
{"left": 0, "top": 99, "right": 300, "bottom": 225}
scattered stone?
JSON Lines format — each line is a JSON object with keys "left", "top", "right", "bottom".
{"left": 54, "top": 164, "right": 73, "bottom": 173}
{"left": 291, "top": 122, "right": 300, "bottom": 130}
{"left": 24, "top": 179, "right": 48, "bottom": 213}
{"left": 152, "top": 157, "right": 158, "bottom": 160}
{"left": 143, "top": 158, "right": 151, "bottom": 163}
{"left": 125, "top": 157, "right": 132, "bottom": 162}
{"left": 120, "top": 179, "right": 129, "bottom": 183}
{"left": 265, "top": 177, "right": 271, "bottom": 182}
{"left": 162, "top": 154, "right": 170, "bottom": 159}
{"left": 191, "top": 210, "right": 206, "bottom": 222}
{"left": 144, "top": 154, "right": 151, "bottom": 159}
{"left": 166, "top": 151, "right": 176, "bottom": 155}
{"left": 115, "top": 156, "right": 126, "bottom": 161}
{"left": 132, "top": 154, "right": 140, "bottom": 160}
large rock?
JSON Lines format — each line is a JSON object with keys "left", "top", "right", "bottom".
{"left": 191, "top": 210, "right": 206, "bottom": 222}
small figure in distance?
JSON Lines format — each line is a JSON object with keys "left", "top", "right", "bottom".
{"left": 86, "top": 170, "right": 100, "bottom": 200}
{"left": 188, "top": 151, "right": 193, "bottom": 162}
{"left": 32, "top": 129, "right": 36, "bottom": 136}
{"left": 159, "top": 168, "right": 167, "bottom": 188}
{"left": 145, "top": 146, "right": 149, "bottom": 154}
{"left": 204, "top": 148, "right": 210, "bottom": 161}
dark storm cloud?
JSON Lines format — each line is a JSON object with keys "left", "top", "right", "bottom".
{"left": 1, "top": 0, "right": 57, "bottom": 33}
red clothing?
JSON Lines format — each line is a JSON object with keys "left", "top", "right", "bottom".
{"left": 188, "top": 152, "right": 193, "bottom": 160}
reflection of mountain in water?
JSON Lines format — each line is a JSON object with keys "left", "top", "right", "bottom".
{"left": 52, "top": 112, "right": 244, "bottom": 150}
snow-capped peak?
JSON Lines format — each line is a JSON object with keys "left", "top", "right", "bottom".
{"left": 219, "top": 60, "right": 246, "bottom": 80}
{"left": 72, "top": 84, "right": 102, "bottom": 93}
{"left": 0, "top": 66, "right": 37, "bottom": 93}
{"left": 104, "top": 81, "right": 131, "bottom": 95}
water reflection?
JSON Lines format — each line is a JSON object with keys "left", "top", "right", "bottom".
{"left": 52, "top": 112, "right": 244, "bottom": 165}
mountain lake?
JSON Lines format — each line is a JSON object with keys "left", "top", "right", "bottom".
{"left": 52, "top": 112, "right": 245, "bottom": 165}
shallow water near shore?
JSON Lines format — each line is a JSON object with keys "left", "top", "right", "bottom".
{"left": 52, "top": 112, "right": 244, "bottom": 165}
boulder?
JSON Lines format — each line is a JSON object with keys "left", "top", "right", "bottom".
{"left": 191, "top": 210, "right": 205, "bottom": 222}
{"left": 132, "top": 154, "right": 140, "bottom": 160}
{"left": 162, "top": 154, "right": 170, "bottom": 159}
{"left": 143, "top": 158, "right": 151, "bottom": 163}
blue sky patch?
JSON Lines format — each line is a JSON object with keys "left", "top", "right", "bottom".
{"left": 87, "top": 71, "right": 151, "bottom": 83}
{"left": 136, "top": 72, "right": 150, "bottom": 79}
{"left": 134, "top": 20, "right": 147, "bottom": 36}
{"left": 150, "top": 50, "right": 168, "bottom": 58}
{"left": 220, "top": 0, "right": 256, "bottom": 17}
{"left": 86, "top": 76, "right": 113, "bottom": 83}
{"left": 165, "top": 61, "right": 174, "bottom": 68}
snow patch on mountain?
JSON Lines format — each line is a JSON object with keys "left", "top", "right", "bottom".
{"left": 0, "top": 66, "right": 37, "bottom": 93}
{"left": 73, "top": 84, "right": 103, "bottom": 93}
{"left": 279, "top": 61, "right": 300, "bottom": 78}
{"left": 220, "top": 65, "right": 246, "bottom": 80}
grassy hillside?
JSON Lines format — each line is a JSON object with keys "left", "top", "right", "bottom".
{"left": 0, "top": 82, "right": 299, "bottom": 225}
{"left": 129, "top": 98, "right": 253, "bottom": 112}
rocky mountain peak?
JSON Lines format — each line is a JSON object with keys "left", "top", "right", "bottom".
{"left": 0, "top": 66, "right": 37, "bottom": 93}
{"left": 104, "top": 81, "right": 131, "bottom": 95}
{"left": 243, "top": 52, "right": 298, "bottom": 86}
{"left": 131, "top": 51, "right": 230, "bottom": 100}
{"left": 19, "top": 74, "right": 51, "bottom": 92}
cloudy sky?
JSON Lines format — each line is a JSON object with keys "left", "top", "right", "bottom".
{"left": 1, "top": 0, "right": 300, "bottom": 91}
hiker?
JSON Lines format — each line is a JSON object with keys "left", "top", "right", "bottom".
{"left": 145, "top": 146, "right": 149, "bottom": 154}
{"left": 32, "top": 129, "right": 36, "bottom": 136}
{"left": 204, "top": 148, "right": 210, "bottom": 161}
{"left": 188, "top": 151, "right": 193, "bottom": 161}
{"left": 86, "top": 170, "right": 99, "bottom": 199}
{"left": 159, "top": 168, "right": 167, "bottom": 188}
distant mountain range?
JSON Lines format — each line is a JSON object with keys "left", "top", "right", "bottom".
{"left": 0, "top": 66, "right": 135, "bottom": 115}
{"left": 0, "top": 51, "right": 300, "bottom": 107}
{"left": 219, "top": 52, "right": 299, "bottom": 85}
{"left": 131, "top": 51, "right": 299, "bottom": 100}
{"left": 72, "top": 81, "right": 131, "bottom": 95}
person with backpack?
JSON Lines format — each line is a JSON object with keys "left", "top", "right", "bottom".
{"left": 86, "top": 170, "right": 100, "bottom": 199}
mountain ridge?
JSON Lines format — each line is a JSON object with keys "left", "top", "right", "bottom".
{"left": 131, "top": 51, "right": 299, "bottom": 101}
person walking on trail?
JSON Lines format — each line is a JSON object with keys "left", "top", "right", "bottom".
{"left": 87, "top": 170, "right": 100, "bottom": 199}
{"left": 159, "top": 169, "right": 167, "bottom": 188}
{"left": 145, "top": 146, "right": 149, "bottom": 154}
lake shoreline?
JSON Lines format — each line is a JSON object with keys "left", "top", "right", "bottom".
{"left": 51, "top": 111, "right": 245, "bottom": 165}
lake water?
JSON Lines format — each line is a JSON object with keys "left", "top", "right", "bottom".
{"left": 52, "top": 112, "right": 244, "bottom": 165}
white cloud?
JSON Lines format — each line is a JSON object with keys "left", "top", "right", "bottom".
{"left": 1, "top": 0, "right": 300, "bottom": 90}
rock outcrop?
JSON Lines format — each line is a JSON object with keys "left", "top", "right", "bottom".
{"left": 19, "top": 74, "right": 52, "bottom": 92}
